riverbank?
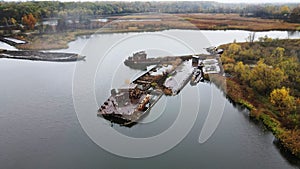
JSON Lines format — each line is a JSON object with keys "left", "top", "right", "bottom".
{"left": 213, "top": 39, "right": 300, "bottom": 158}
{"left": 5, "top": 13, "right": 300, "bottom": 50}
{"left": 13, "top": 30, "right": 96, "bottom": 50}
{"left": 210, "top": 74, "right": 300, "bottom": 158}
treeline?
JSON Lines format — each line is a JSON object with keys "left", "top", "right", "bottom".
{"left": 1, "top": 1, "right": 300, "bottom": 27}
{"left": 241, "top": 4, "right": 300, "bottom": 23}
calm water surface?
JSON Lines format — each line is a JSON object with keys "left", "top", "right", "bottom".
{"left": 0, "top": 30, "right": 299, "bottom": 169}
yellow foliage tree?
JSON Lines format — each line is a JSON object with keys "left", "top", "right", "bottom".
{"left": 10, "top": 18, "right": 17, "bottom": 25}
{"left": 280, "top": 5, "right": 290, "bottom": 14}
{"left": 234, "top": 61, "right": 251, "bottom": 83}
{"left": 22, "top": 13, "right": 37, "bottom": 30}
{"left": 228, "top": 43, "right": 242, "bottom": 56}
{"left": 250, "top": 60, "right": 286, "bottom": 94}
{"left": 270, "top": 87, "right": 296, "bottom": 116}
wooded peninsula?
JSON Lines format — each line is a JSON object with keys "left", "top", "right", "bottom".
{"left": 216, "top": 38, "right": 300, "bottom": 158}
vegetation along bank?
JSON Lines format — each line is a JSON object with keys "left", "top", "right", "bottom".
{"left": 211, "top": 38, "right": 300, "bottom": 158}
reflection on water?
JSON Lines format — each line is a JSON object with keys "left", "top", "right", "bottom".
{"left": 288, "top": 31, "right": 300, "bottom": 38}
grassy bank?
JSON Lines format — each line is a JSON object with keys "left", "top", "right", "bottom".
{"left": 178, "top": 13, "right": 300, "bottom": 31}
{"left": 14, "top": 29, "right": 98, "bottom": 50}
{"left": 7, "top": 13, "right": 300, "bottom": 50}
{"left": 14, "top": 27, "right": 170, "bottom": 50}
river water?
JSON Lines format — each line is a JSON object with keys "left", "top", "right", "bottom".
{"left": 0, "top": 30, "right": 300, "bottom": 169}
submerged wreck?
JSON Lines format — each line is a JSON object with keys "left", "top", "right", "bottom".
{"left": 124, "top": 51, "right": 192, "bottom": 70}
{"left": 0, "top": 49, "right": 85, "bottom": 62}
{"left": 98, "top": 48, "right": 223, "bottom": 127}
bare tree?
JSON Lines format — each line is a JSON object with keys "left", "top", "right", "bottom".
{"left": 248, "top": 32, "right": 256, "bottom": 44}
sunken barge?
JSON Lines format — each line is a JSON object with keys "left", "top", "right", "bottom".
{"left": 98, "top": 48, "right": 223, "bottom": 127}
{"left": 98, "top": 64, "right": 178, "bottom": 127}
{"left": 0, "top": 49, "right": 85, "bottom": 62}
{"left": 124, "top": 51, "right": 192, "bottom": 70}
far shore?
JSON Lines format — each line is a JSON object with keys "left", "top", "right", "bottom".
{"left": 1, "top": 13, "right": 300, "bottom": 51}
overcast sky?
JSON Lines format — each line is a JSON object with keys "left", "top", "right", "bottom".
{"left": 2, "top": 0, "right": 300, "bottom": 3}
